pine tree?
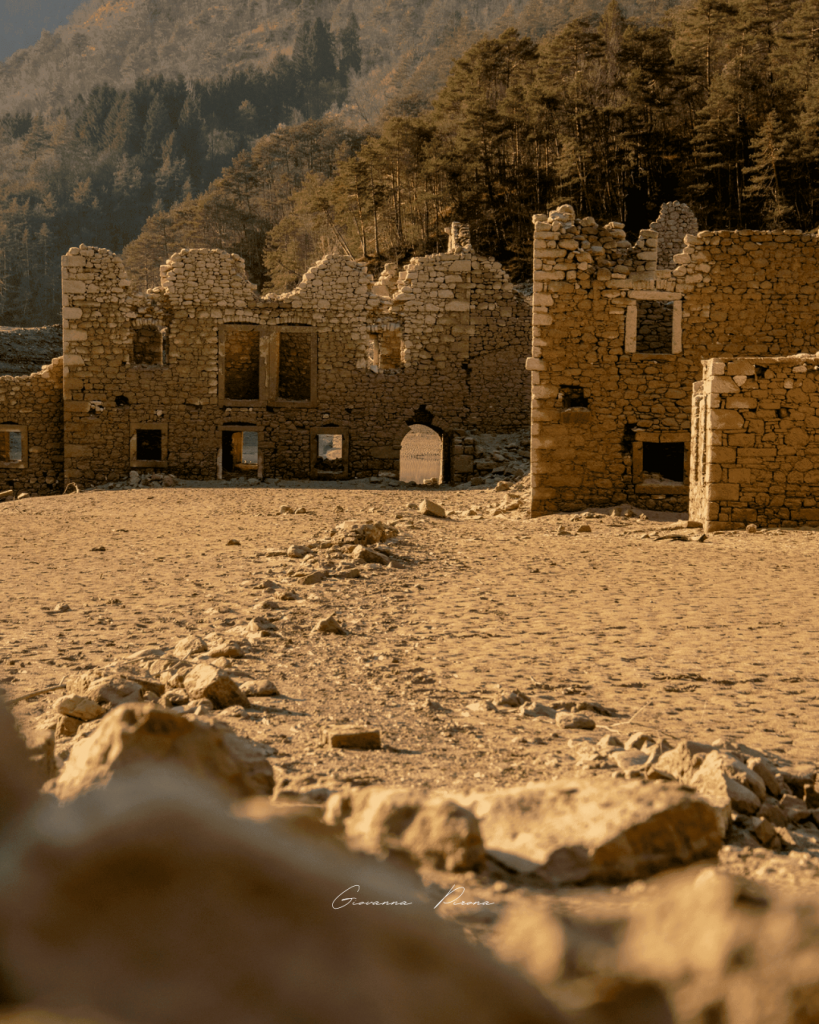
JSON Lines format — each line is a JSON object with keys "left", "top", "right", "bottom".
{"left": 175, "top": 94, "right": 208, "bottom": 187}
{"left": 103, "top": 93, "right": 144, "bottom": 157}
{"left": 339, "top": 12, "right": 363, "bottom": 85}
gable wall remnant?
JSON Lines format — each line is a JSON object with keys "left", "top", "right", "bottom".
{"left": 0, "top": 358, "right": 64, "bottom": 496}
{"left": 691, "top": 355, "right": 819, "bottom": 531}
{"left": 60, "top": 236, "right": 530, "bottom": 486}
{"left": 528, "top": 203, "right": 819, "bottom": 517}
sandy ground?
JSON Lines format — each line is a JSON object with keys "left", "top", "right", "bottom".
{"left": 3, "top": 481, "right": 819, "bottom": 789}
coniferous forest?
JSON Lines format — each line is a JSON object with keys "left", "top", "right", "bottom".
{"left": 2, "top": 0, "right": 819, "bottom": 323}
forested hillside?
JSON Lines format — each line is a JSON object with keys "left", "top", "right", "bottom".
{"left": 2, "top": 0, "right": 819, "bottom": 324}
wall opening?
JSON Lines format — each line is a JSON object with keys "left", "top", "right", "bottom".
{"left": 0, "top": 428, "right": 23, "bottom": 465}
{"left": 316, "top": 433, "right": 343, "bottom": 472}
{"left": 278, "top": 330, "right": 312, "bottom": 401}
{"left": 400, "top": 424, "right": 443, "bottom": 484}
{"left": 135, "top": 429, "right": 163, "bottom": 462}
{"left": 636, "top": 300, "right": 674, "bottom": 353}
{"left": 222, "top": 429, "right": 258, "bottom": 474}
{"left": 642, "top": 441, "right": 685, "bottom": 483}
{"left": 368, "top": 330, "right": 403, "bottom": 371}
{"left": 225, "top": 327, "right": 261, "bottom": 400}
{"left": 561, "top": 386, "right": 589, "bottom": 409}
{"left": 133, "top": 326, "right": 163, "bottom": 366}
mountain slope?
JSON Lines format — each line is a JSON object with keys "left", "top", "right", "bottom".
{"left": 0, "top": 0, "right": 677, "bottom": 116}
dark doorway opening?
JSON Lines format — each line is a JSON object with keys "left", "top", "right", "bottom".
{"left": 642, "top": 441, "right": 685, "bottom": 482}
{"left": 135, "top": 429, "right": 163, "bottom": 462}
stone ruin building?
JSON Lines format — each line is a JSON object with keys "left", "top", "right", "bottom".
{"left": 528, "top": 200, "right": 819, "bottom": 526}
{"left": 0, "top": 232, "right": 531, "bottom": 495}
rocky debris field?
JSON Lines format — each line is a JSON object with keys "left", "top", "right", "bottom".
{"left": 3, "top": 479, "right": 819, "bottom": 1023}
{"left": 0, "top": 326, "right": 62, "bottom": 376}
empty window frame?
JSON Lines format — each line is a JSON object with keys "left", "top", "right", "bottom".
{"left": 133, "top": 326, "right": 164, "bottom": 366}
{"left": 222, "top": 429, "right": 259, "bottom": 474}
{"left": 271, "top": 326, "right": 317, "bottom": 407}
{"left": 130, "top": 423, "right": 168, "bottom": 468}
{"left": 624, "top": 292, "right": 682, "bottom": 355}
{"left": 632, "top": 431, "right": 689, "bottom": 493}
{"left": 224, "top": 326, "right": 261, "bottom": 401}
{"left": 368, "top": 330, "right": 403, "bottom": 371}
{"left": 0, "top": 425, "right": 26, "bottom": 468}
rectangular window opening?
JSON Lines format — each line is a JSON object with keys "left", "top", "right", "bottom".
{"left": 278, "top": 331, "right": 312, "bottom": 401}
{"left": 225, "top": 327, "right": 261, "bottom": 401}
{"left": 635, "top": 300, "right": 674, "bottom": 354}
{"left": 368, "top": 331, "right": 403, "bottom": 371}
{"left": 642, "top": 441, "right": 685, "bottom": 484}
{"left": 0, "top": 430, "right": 23, "bottom": 464}
{"left": 133, "top": 327, "right": 163, "bottom": 366}
{"left": 135, "top": 429, "right": 163, "bottom": 462}
{"left": 316, "top": 433, "right": 343, "bottom": 472}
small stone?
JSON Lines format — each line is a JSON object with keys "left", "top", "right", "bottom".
{"left": 419, "top": 499, "right": 446, "bottom": 518}
{"left": 746, "top": 523, "right": 757, "bottom": 533}
{"left": 498, "top": 689, "right": 528, "bottom": 708}
{"left": 172, "top": 635, "right": 207, "bottom": 660}
{"left": 625, "top": 732, "right": 655, "bottom": 750}
{"left": 324, "top": 725, "right": 381, "bottom": 749}
{"left": 557, "top": 525, "right": 570, "bottom": 535}
{"left": 297, "top": 570, "right": 329, "bottom": 585}
{"left": 91, "top": 546, "right": 106, "bottom": 552}
{"left": 352, "top": 545, "right": 389, "bottom": 565}
{"left": 52, "top": 603, "right": 70, "bottom": 613}
{"left": 182, "top": 663, "right": 249, "bottom": 709}
{"left": 495, "top": 481, "right": 511, "bottom": 491}
{"left": 577, "top": 524, "right": 591, "bottom": 533}
{"left": 759, "top": 797, "right": 788, "bottom": 827}
{"left": 753, "top": 816, "right": 777, "bottom": 845}
{"left": 240, "top": 679, "right": 281, "bottom": 697}
{"left": 226, "top": 539, "right": 241, "bottom": 546}
{"left": 55, "top": 694, "right": 106, "bottom": 722}
{"left": 286, "top": 545, "right": 310, "bottom": 558}
{"left": 334, "top": 567, "right": 362, "bottom": 580}
{"left": 128, "top": 470, "right": 140, "bottom": 485}
{"left": 313, "top": 615, "right": 347, "bottom": 635}
{"left": 466, "top": 700, "right": 496, "bottom": 713}
{"left": 556, "top": 712, "right": 595, "bottom": 731}
{"left": 780, "top": 793, "right": 811, "bottom": 823}
{"left": 597, "top": 733, "right": 624, "bottom": 751}
{"left": 279, "top": 590, "right": 299, "bottom": 601}
{"left": 206, "top": 643, "right": 245, "bottom": 659}
{"left": 519, "top": 703, "right": 555, "bottom": 718}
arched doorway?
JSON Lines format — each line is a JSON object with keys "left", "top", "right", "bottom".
{"left": 400, "top": 424, "right": 443, "bottom": 485}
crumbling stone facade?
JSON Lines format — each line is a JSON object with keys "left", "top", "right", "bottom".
{"left": 691, "top": 355, "right": 819, "bottom": 531}
{"left": 528, "top": 203, "right": 819, "bottom": 517}
{"left": 59, "top": 237, "right": 530, "bottom": 487}
{"left": 649, "top": 201, "right": 699, "bottom": 270}
{"left": 0, "top": 358, "right": 64, "bottom": 496}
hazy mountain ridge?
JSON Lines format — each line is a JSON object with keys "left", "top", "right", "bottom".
{"left": 0, "top": 0, "right": 675, "bottom": 116}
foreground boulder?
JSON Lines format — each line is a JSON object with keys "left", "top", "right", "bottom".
{"left": 0, "top": 771, "right": 563, "bottom": 1024}
{"left": 53, "top": 704, "right": 273, "bottom": 800}
{"left": 458, "top": 779, "right": 722, "bottom": 883}
{"left": 343, "top": 787, "right": 485, "bottom": 871}
{"left": 0, "top": 706, "right": 38, "bottom": 831}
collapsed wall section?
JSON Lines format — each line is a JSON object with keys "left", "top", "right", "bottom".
{"left": 0, "top": 359, "right": 64, "bottom": 496}
{"left": 690, "top": 356, "right": 819, "bottom": 531}
{"left": 529, "top": 206, "right": 819, "bottom": 516}
{"left": 61, "top": 238, "right": 530, "bottom": 487}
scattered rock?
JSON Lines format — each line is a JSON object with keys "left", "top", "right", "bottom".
{"left": 226, "top": 539, "right": 241, "bottom": 546}
{"left": 324, "top": 725, "right": 381, "bottom": 749}
{"left": 172, "top": 635, "right": 208, "bottom": 659}
{"left": 206, "top": 643, "right": 245, "bottom": 660}
{"left": 498, "top": 689, "right": 528, "bottom": 708}
{"left": 286, "top": 545, "right": 310, "bottom": 559}
{"left": 334, "top": 567, "right": 362, "bottom": 580}
{"left": 747, "top": 756, "right": 785, "bottom": 797}
{"left": 577, "top": 524, "right": 591, "bottom": 533}
{"left": 182, "top": 663, "right": 250, "bottom": 710}
{"left": 597, "top": 733, "right": 624, "bottom": 751}
{"left": 52, "top": 704, "right": 273, "bottom": 800}
{"left": 625, "top": 733, "right": 656, "bottom": 750}
{"left": 297, "top": 569, "right": 329, "bottom": 585}
{"left": 55, "top": 694, "right": 107, "bottom": 722}
{"left": 352, "top": 545, "right": 390, "bottom": 565}
{"left": 419, "top": 499, "right": 446, "bottom": 518}
{"left": 458, "top": 779, "right": 723, "bottom": 882}
{"left": 518, "top": 702, "right": 555, "bottom": 718}
{"left": 0, "top": 772, "right": 562, "bottom": 1024}
{"left": 556, "top": 712, "right": 595, "bottom": 731}
{"left": 23, "top": 726, "right": 58, "bottom": 785}
{"left": 689, "top": 751, "right": 760, "bottom": 830}
{"left": 239, "top": 680, "right": 280, "bottom": 698}
{"left": 52, "top": 603, "right": 70, "bottom": 613}
{"left": 780, "top": 793, "right": 811, "bottom": 823}
{"left": 313, "top": 615, "right": 347, "bottom": 635}
{"left": 64, "top": 669, "right": 143, "bottom": 707}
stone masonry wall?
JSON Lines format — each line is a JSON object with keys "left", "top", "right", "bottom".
{"left": 61, "top": 236, "right": 530, "bottom": 486}
{"left": 529, "top": 204, "right": 819, "bottom": 517}
{"left": 0, "top": 358, "right": 64, "bottom": 496}
{"left": 690, "top": 355, "right": 819, "bottom": 531}
{"left": 649, "top": 202, "right": 699, "bottom": 270}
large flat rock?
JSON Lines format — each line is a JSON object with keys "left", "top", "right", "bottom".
{"left": 458, "top": 779, "right": 722, "bottom": 884}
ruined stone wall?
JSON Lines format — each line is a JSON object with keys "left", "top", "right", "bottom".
{"left": 529, "top": 205, "right": 819, "bottom": 516}
{"left": 0, "top": 358, "right": 64, "bottom": 496}
{"left": 649, "top": 202, "right": 699, "bottom": 269}
{"left": 61, "top": 240, "right": 530, "bottom": 486}
{"left": 690, "top": 355, "right": 819, "bottom": 531}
